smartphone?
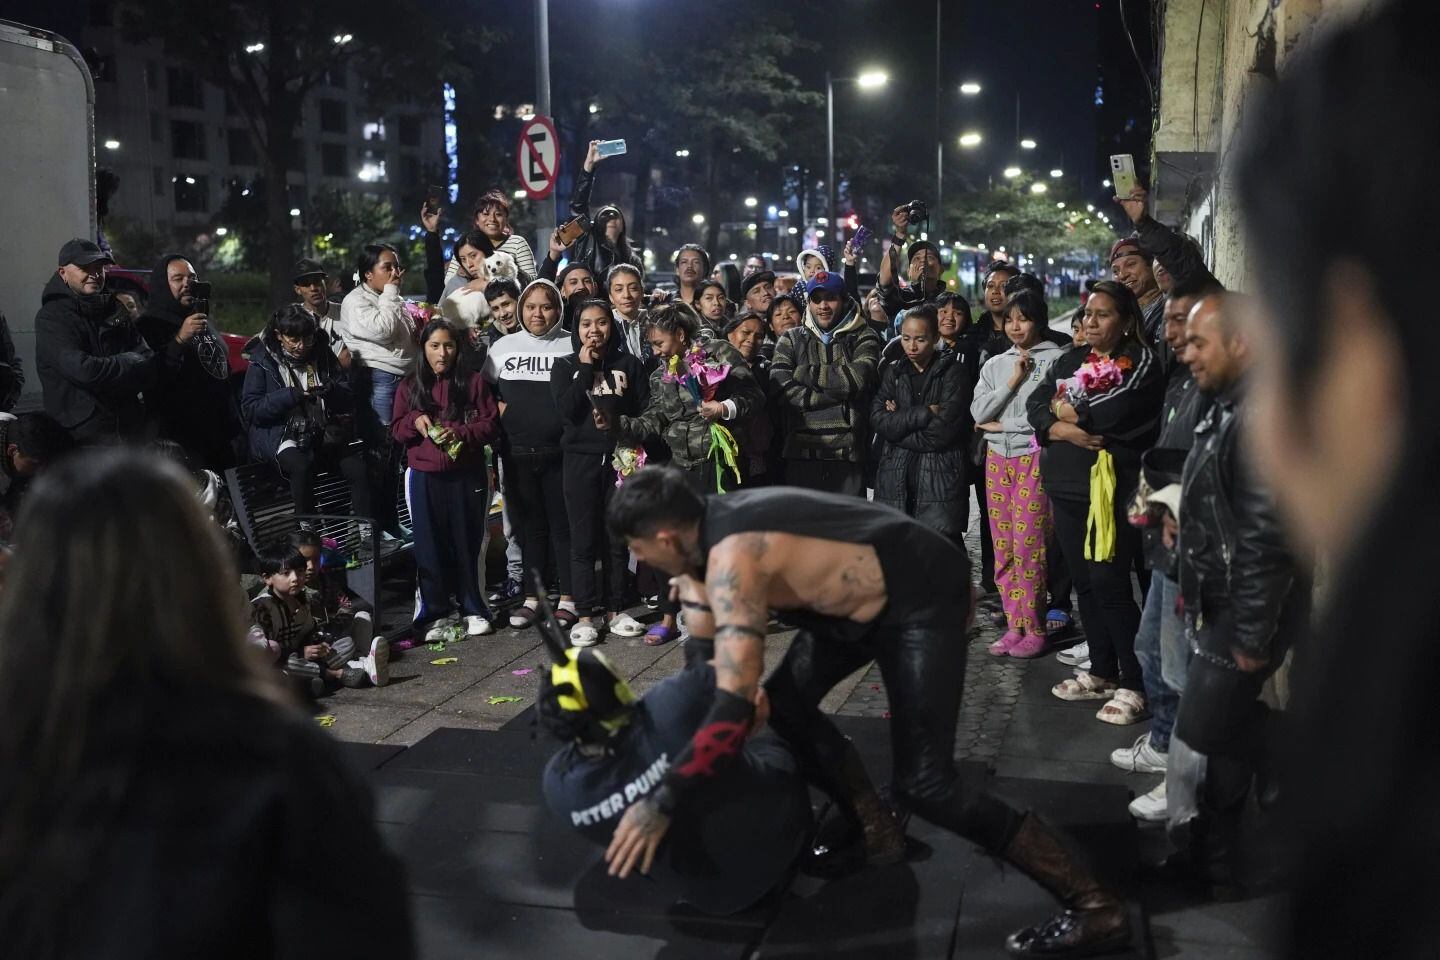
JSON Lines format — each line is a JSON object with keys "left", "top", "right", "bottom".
{"left": 1109, "top": 154, "right": 1139, "bottom": 199}
{"left": 852, "top": 224, "right": 871, "bottom": 249}
{"left": 423, "top": 185, "right": 444, "bottom": 215}
{"left": 557, "top": 214, "right": 590, "bottom": 246}
{"left": 595, "top": 138, "right": 627, "bottom": 159}
{"left": 191, "top": 280, "right": 212, "bottom": 316}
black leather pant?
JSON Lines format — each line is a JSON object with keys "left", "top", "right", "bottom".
{"left": 764, "top": 613, "right": 1021, "bottom": 852}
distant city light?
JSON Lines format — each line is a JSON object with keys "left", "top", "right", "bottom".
{"left": 744, "top": 197, "right": 758, "bottom": 208}
{"left": 244, "top": 42, "right": 265, "bottom": 54}
{"left": 1056, "top": 202, "right": 1066, "bottom": 209}
{"left": 103, "top": 139, "right": 120, "bottom": 150}
{"left": 960, "top": 82, "right": 982, "bottom": 95}
{"left": 1030, "top": 182, "right": 1048, "bottom": 194}
{"left": 588, "top": 103, "right": 599, "bottom": 114}
{"left": 1003, "top": 166, "right": 1022, "bottom": 178}
{"left": 513, "top": 190, "right": 527, "bottom": 199}
{"left": 184, "top": 176, "right": 196, "bottom": 185}
{"left": 692, "top": 213, "right": 705, "bottom": 225}
{"left": 816, "top": 217, "right": 829, "bottom": 226}
{"left": 1020, "top": 138, "right": 1037, "bottom": 150}
{"left": 215, "top": 227, "right": 228, "bottom": 236}
{"left": 787, "top": 226, "right": 798, "bottom": 235}
{"left": 857, "top": 70, "right": 889, "bottom": 89}
{"left": 1086, "top": 204, "right": 1095, "bottom": 212}
{"left": 1102, "top": 178, "right": 1112, "bottom": 188}
{"left": 1050, "top": 168, "right": 1064, "bottom": 178}
{"left": 675, "top": 148, "right": 690, "bottom": 158}
{"left": 959, "top": 132, "right": 982, "bottom": 148}
{"left": 778, "top": 210, "right": 789, "bottom": 218}
{"left": 289, "top": 207, "right": 301, "bottom": 216}
{"left": 332, "top": 34, "right": 353, "bottom": 45}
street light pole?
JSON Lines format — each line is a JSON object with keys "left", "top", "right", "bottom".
{"left": 935, "top": 0, "right": 942, "bottom": 223}
{"left": 535, "top": 0, "right": 554, "bottom": 251}
{"left": 826, "top": 70, "right": 836, "bottom": 246}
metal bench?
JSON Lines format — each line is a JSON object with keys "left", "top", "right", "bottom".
{"left": 225, "top": 448, "right": 413, "bottom": 626}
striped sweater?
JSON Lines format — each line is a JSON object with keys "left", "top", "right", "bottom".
{"left": 769, "top": 304, "right": 883, "bottom": 463}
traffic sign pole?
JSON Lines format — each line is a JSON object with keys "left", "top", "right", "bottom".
{"left": 534, "top": 0, "right": 554, "bottom": 259}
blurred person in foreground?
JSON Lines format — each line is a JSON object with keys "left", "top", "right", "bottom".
{"left": 0, "top": 449, "right": 412, "bottom": 958}
{"left": 1234, "top": 4, "right": 1433, "bottom": 954}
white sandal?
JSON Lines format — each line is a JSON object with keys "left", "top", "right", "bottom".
{"left": 1097, "top": 688, "right": 1150, "bottom": 725}
{"left": 1051, "top": 671, "right": 1117, "bottom": 701}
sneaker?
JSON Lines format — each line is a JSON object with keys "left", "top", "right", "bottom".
{"left": 487, "top": 578, "right": 523, "bottom": 604}
{"left": 607, "top": 613, "right": 647, "bottom": 638}
{"left": 509, "top": 603, "right": 538, "bottom": 629}
{"left": 366, "top": 635, "right": 390, "bottom": 686}
{"left": 1072, "top": 657, "right": 1093, "bottom": 673}
{"left": 1128, "top": 780, "right": 1168, "bottom": 822}
{"left": 339, "top": 666, "right": 369, "bottom": 688}
{"left": 570, "top": 621, "right": 601, "bottom": 647}
{"left": 424, "top": 617, "right": 459, "bottom": 644}
{"left": 642, "top": 594, "right": 660, "bottom": 611}
{"left": 465, "top": 615, "right": 495, "bottom": 637}
{"left": 1111, "top": 733, "right": 1169, "bottom": 774}
{"left": 1056, "top": 642, "right": 1090, "bottom": 666}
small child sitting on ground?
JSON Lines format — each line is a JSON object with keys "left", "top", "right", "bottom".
{"left": 247, "top": 543, "right": 388, "bottom": 695}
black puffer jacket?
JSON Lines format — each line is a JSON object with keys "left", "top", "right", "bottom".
{"left": 33, "top": 273, "right": 178, "bottom": 443}
{"left": 1177, "top": 380, "right": 1305, "bottom": 662}
{"left": 870, "top": 350, "right": 974, "bottom": 540}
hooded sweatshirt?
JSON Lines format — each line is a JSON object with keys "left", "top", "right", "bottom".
{"left": 768, "top": 296, "right": 883, "bottom": 462}
{"left": 136, "top": 255, "right": 239, "bottom": 465}
{"left": 338, "top": 281, "right": 416, "bottom": 376}
{"left": 482, "top": 279, "right": 572, "bottom": 452}
{"left": 550, "top": 317, "right": 650, "bottom": 455}
{"left": 969, "top": 339, "right": 1066, "bottom": 458}
{"left": 33, "top": 272, "right": 171, "bottom": 443}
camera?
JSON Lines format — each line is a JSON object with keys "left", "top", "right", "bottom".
{"left": 902, "top": 200, "right": 928, "bottom": 224}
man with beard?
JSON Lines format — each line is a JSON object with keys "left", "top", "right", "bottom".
{"left": 137, "top": 254, "right": 242, "bottom": 470}
{"left": 769, "top": 270, "right": 882, "bottom": 495}
{"left": 602, "top": 467, "right": 1134, "bottom": 957}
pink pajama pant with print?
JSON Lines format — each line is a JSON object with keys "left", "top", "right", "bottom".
{"left": 984, "top": 449, "right": 1051, "bottom": 635}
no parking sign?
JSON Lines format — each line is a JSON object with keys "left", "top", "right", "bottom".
{"left": 516, "top": 115, "right": 559, "bottom": 201}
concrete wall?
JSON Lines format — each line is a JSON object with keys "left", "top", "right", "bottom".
{"left": 1152, "top": 0, "right": 1384, "bottom": 289}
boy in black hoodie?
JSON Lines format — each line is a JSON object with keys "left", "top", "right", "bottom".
{"left": 550, "top": 299, "right": 650, "bottom": 646}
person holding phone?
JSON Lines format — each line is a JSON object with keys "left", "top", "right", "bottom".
{"left": 563, "top": 141, "right": 644, "bottom": 280}
{"left": 137, "top": 254, "right": 241, "bottom": 471}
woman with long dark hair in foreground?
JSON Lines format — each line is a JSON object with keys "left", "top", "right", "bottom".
{"left": 0, "top": 450, "right": 413, "bottom": 959}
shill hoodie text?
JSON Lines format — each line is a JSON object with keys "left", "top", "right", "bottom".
{"left": 482, "top": 279, "right": 573, "bottom": 452}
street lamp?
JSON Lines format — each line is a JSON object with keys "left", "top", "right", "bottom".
{"left": 1030, "top": 182, "right": 1048, "bottom": 194}
{"left": 827, "top": 67, "right": 889, "bottom": 243}
{"left": 1020, "top": 138, "right": 1037, "bottom": 150}
{"left": 1003, "top": 166, "right": 1022, "bottom": 179}
{"left": 959, "top": 132, "right": 983, "bottom": 148}
{"left": 960, "top": 82, "right": 982, "bottom": 95}
{"left": 1050, "top": 168, "right": 1064, "bottom": 178}
{"left": 743, "top": 196, "right": 758, "bottom": 208}
{"left": 691, "top": 213, "right": 705, "bottom": 225}
{"left": 103, "top": 139, "right": 120, "bottom": 150}
{"left": 675, "top": 148, "right": 690, "bottom": 158}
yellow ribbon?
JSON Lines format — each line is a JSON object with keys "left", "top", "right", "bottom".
{"left": 1085, "top": 449, "right": 1117, "bottom": 562}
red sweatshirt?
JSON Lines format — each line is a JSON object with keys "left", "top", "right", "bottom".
{"left": 390, "top": 373, "right": 499, "bottom": 472}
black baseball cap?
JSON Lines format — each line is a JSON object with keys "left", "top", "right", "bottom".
{"left": 740, "top": 270, "right": 776, "bottom": 299}
{"left": 57, "top": 238, "right": 113, "bottom": 268}
{"left": 293, "top": 258, "right": 328, "bottom": 284}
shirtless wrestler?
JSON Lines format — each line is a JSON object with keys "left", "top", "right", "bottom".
{"left": 599, "top": 466, "right": 1131, "bottom": 957}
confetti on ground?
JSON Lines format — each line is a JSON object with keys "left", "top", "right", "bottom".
{"left": 430, "top": 657, "right": 459, "bottom": 665}
{"left": 487, "top": 695, "right": 525, "bottom": 705}
{"left": 315, "top": 715, "right": 336, "bottom": 727}
{"left": 427, "top": 641, "right": 446, "bottom": 652}
{"left": 511, "top": 668, "right": 533, "bottom": 676}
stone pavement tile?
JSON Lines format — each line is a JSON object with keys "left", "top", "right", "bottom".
{"left": 1002, "top": 700, "right": 1152, "bottom": 764}
{"left": 322, "top": 699, "right": 432, "bottom": 744}
{"left": 994, "top": 755, "right": 1153, "bottom": 792}
{"left": 1145, "top": 894, "right": 1285, "bottom": 952}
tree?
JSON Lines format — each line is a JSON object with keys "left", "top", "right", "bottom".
{"left": 118, "top": 0, "right": 466, "bottom": 305}
{"left": 950, "top": 185, "right": 1118, "bottom": 262}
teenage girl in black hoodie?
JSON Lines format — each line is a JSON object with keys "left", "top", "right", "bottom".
{"left": 550, "top": 299, "right": 650, "bottom": 646}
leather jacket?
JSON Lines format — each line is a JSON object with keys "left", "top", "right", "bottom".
{"left": 1177, "top": 379, "right": 1303, "bottom": 661}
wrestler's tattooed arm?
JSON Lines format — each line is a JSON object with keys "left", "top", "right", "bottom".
{"left": 707, "top": 534, "right": 771, "bottom": 699}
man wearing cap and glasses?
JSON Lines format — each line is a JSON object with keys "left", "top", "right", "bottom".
{"left": 293, "top": 259, "right": 351, "bottom": 370}
{"left": 34, "top": 239, "right": 177, "bottom": 444}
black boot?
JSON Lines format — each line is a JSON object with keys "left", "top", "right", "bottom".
{"left": 803, "top": 740, "right": 907, "bottom": 876}
{"left": 1001, "top": 814, "right": 1131, "bottom": 957}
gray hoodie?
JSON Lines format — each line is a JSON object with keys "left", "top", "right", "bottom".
{"left": 970, "top": 339, "right": 1066, "bottom": 457}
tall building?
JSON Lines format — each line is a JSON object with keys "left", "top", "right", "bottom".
{"left": 77, "top": 3, "right": 444, "bottom": 241}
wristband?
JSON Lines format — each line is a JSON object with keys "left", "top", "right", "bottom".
{"left": 680, "top": 600, "right": 712, "bottom": 613}
{"left": 655, "top": 687, "right": 754, "bottom": 814}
